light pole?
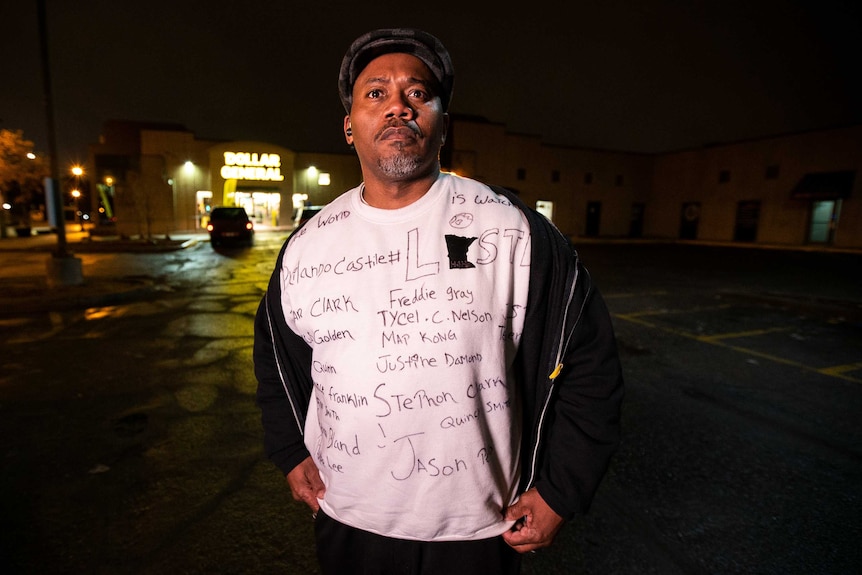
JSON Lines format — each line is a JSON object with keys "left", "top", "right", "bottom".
{"left": 37, "top": 0, "right": 82, "bottom": 285}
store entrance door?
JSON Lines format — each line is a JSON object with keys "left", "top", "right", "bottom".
{"left": 585, "top": 202, "right": 601, "bottom": 237}
{"left": 808, "top": 200, "right": 840, "bottom": 244}
{"left": 235, "top": 191, "right": 282, "bottom": 229}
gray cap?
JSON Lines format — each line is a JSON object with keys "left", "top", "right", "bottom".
{"left": 338, "top": 28, "right": 454, "bottom": 113}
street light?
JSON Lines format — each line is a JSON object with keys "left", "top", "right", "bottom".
{"left": 70, "top": 165, "right": 86, "bottom": 231}
{"left": 71, "top": 189, "right": 83, "bottom": 231}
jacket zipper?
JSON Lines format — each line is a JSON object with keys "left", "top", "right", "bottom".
{"left": 524, "top": 261, "right": 583, "bottom": 489}
{"left": 266, "top": 295, "right": 305, "bottom": 435}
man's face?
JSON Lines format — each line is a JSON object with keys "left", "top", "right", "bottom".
{"left": 345, "top": 52, "right": 448, "bottom": 183}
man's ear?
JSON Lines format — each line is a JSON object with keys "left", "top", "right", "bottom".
{"left": 344, "top": 115, "right": 353, "bottom": 145}
{"left": 441, "top": 113, "right": 450, "bottom": 145}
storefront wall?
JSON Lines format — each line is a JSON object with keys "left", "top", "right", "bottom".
{"left": 92, "top": 119, "right": 860, "bottom": 247}
{"left": 449, "top": 118, "right": 652, "bottom": 239}
{"left": 648, "top": 126, "right": 861, "bottom": 248}
{"left": 139, "top": 129, "right": 212, "bottom": 234}
{"left": 293, "top": 152, "right": 363, "bottom": 207}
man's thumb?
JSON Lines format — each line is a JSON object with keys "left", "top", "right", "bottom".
{"left": 504, "top": 497, "right": 524, "bottom": 520}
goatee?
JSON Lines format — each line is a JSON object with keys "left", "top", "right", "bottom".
{"left": 378, "top": 152, "right": 422, "bottom": 178}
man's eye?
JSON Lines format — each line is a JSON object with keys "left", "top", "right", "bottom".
{"left": 409, "top": 89, "right": 428, "bottom": 100}
{"left": 368, "top": 89, "right": 383, "bottom": 99}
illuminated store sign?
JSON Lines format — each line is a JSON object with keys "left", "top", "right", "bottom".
{"left": 220, "top": 152, "right": 285, "bottom": 181}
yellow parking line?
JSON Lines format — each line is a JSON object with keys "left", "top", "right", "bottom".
{"left": 619, "top": 304, "right": 732, "bottom": 319}
{"left": 604, "top": 290, "right": 669, "bottom": 299}
{"left": 698, "top": 327, "right": 793, "bottom": 342}
{"left": 613, "top": 313, "right": 862, "bottom": 384}
{"left": 613, "top": 313, "right": 660, "bottom": 328}
{"left": 819, "top": 362, "right": 862, "bottom": 378}
{"left": 613, "top": 313, "right": 702, "bottom": 340}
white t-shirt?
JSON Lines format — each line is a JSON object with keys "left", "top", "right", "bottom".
{"left": 279, "top": 172, "right": 531, "bottom": 541}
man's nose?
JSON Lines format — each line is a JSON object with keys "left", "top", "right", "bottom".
{"left": 386, "top": 95, "right": 414, "bottom": 120}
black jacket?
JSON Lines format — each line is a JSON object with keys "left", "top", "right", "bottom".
{"left": 254, "top": 185, "right": 624, "bottom": 520}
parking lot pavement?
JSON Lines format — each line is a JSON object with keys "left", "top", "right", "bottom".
{"left": 0, "top": 231, "right": 202, "bottom": 315}
{"left": 607, "top": 289, "right": 862, "bottom": 383}
{"left": 0, "top": 226, "right": 300, "bottom": 315}
{"left": 525, "top": 242, "right": 862, "bottom": 574}
{"left": 1, "top": 239, "right": 860, "bottom": 574}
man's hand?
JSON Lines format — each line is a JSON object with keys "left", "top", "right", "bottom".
{"left": 286, "top": 456, "right": 325, "bottom": 513}
{"left": 501, "top": 488, "right": 564, "bottom": 553}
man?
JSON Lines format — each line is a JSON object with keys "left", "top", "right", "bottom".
{"left": 255, "top": 28, "right": 623, "bottom": 574}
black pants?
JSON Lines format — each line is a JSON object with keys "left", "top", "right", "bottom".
{"left": 314, "top": 509, "right": 522, "bottom": 575}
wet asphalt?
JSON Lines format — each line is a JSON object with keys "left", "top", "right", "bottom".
{"left": 0, "top": 232, "right": 860, "bottom": 574}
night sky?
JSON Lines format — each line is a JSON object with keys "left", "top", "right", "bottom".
{"left": 2, "top": 0, "right": 860, "bottom": 171}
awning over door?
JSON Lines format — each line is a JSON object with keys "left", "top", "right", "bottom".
{"left": 790, "top": 170, "right": 855, "bottom": 200}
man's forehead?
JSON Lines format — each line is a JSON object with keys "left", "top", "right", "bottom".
{"left": 356, "top": 53, "right": 435, "bottom": 83}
